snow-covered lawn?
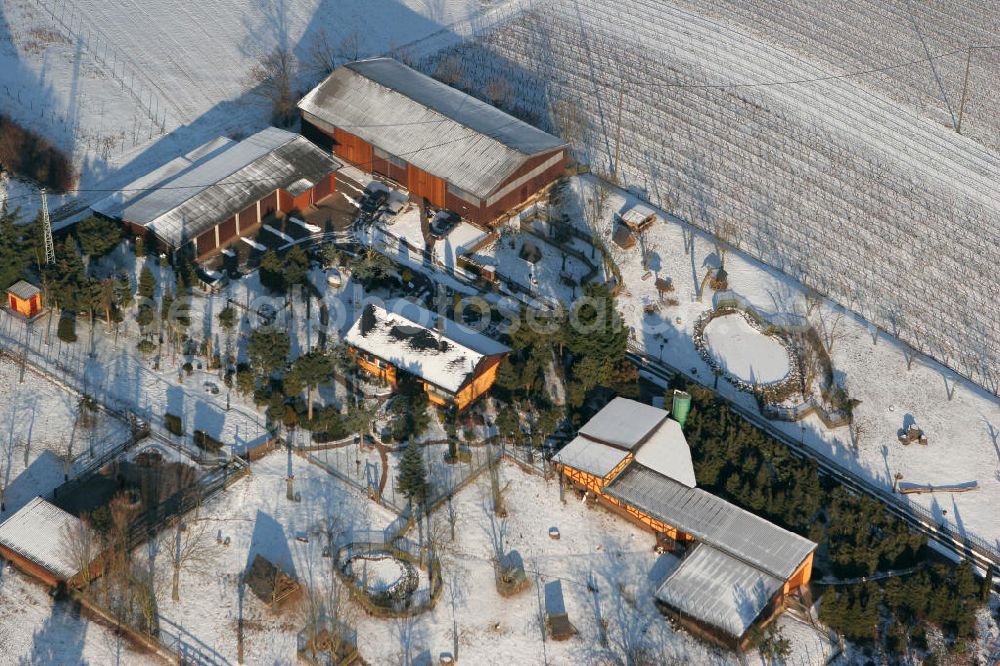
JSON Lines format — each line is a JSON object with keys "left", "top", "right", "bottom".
{"left": 469, "top": 225, "right": 599, "bottom": 304}
{"left": 373, "top": 207, "right": 489, "bottom": 274}
{"left": 0, "top": 0, "right": 525, "bottom": 224}
{"left": 0, "top": 565, "right": 162, "bottom": 666}
{"left": 0, "top": 355, "right": 132, "bottom": 516}
{"left": 703, "top": 313, "right": 791, "bottom": 385}
{"left": 144, "top": 449, "right": 395, "bottom": 664}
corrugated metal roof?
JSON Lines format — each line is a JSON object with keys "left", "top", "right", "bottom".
{"left": 93, "top": 127, "right": 342, "bottom": 247}
{"left": 343, "top": 299, "right": 509, "bottom": 393}
{"left": 606, "top": 464, "right": 815, "bottom": 580}
{"left": 297, "top": 57, "right": 566, "bottom": 200}
{"left": 0, "top": 497, "right": 84, "bottom": 580}
{"left": 552, "top": 435, "right": 628, "bottom": 478}
{"left": 578, "top": 397, "right": 667, "bottom": 450}
{"left": 6, "top": 280, "right": 40, "bottom": 300}
{"left": 655, "top": 543, "right": 784, "bottom": 638}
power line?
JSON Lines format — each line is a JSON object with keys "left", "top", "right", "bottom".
{"left": 628, "top": 45, "right": 1000, "bottom": 90}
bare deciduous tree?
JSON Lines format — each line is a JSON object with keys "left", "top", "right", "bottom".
{"left": 247, "top": 46, "right": 298, "bottom": 126}
{"left": 817, "top": 306, "right": 845, "bottom": 355}
{"left": 170, "top": 515, "right": 213, "bottom": 601}
{"left": 434, "top": 54, "right": 466, "bottom": 88}
{"left": 851, "top": 415, "right": 871, "bottom": 450}
{"left": 62, "top": 515, "right": 99, "bottom": 588}
{"left": 484, "top": 77, "right": 514, "bottom": 110}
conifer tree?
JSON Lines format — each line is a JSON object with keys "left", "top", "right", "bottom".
{"left": 138, "top": 265, "right": 156, "bottom": 300}
{"left": 397, "top": 440, "right": 428, "bottom": 508}
{"left": 286, "top": 351, "right": 334, "bottom": 421}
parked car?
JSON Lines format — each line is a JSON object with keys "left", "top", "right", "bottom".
{"left": 430, "top": 210, "right": 461, "bottom": 239}
{"left": 360, "top": 184, "right": 389, "bottom": 216}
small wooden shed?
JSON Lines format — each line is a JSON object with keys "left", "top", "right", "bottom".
{"left": 612, "top": 223, "right": 635, "bottom": 249}
{"left": 544, "top": 579, "right": 576, "bottom": 640}
{"left": 618, "top": 203, "right": 658, "bottom": 232}
{"left": 245, "top": 554, "right": 301, "bottom": 608}
{"left": 6, "top": 280, "right": 42, "bottom": 318}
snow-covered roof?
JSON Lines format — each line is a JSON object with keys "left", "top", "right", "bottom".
{"left": 0, "top": 497, "right": 84, "bottom": 580}
{"left": 633, "top": 417, "right": 697, "bottom": 488}
{"left": 6, "top": 280, "right": 40, "bottom": 300}
{"left": 343, "top": 299, "right": 509, "bottom": 393}
{"left": 619, "top": 203, "right": 657, "bottom": 226}
{"left": 298, "top": 58, "right": 566, "bottom": 200}
{"left": 93, "top": 127, "right": 342, "bottom": 247}
{"left": 606, "top": 465, "right": 816, "bottom": 580}
{"left": 551, "top": 435, "right": 629, "bottom": 479}
{"left": 577, "top": 397, "right": 667, "bottom": 450}
{"left": 556, "top": 398, "right": 696, "bottom": 487}
{"left": 655, "top": 543, "right": 784, "bottom": 639}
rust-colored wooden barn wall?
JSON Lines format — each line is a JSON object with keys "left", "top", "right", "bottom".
{"left": 313, "top": 173, "right": 335, "bottom": 202}
{"left": 259, "top": 191, "right": 278, "bottom": 218}
{"left": 292, "top": 189, "right": 312, "bottom": 211}
{"left": 195, "top": 228, "right": 216, "bottom": 256}
{"left": 407, "top": 163, "right": 446, "bottom": 208}
{"left": 372, "top": 154, "right": 390, "bottom": 179}
{"left": 387, "top": 161, "right": 407, "bottom": 186}
{"left": 237, "top": 203, "right": 258, "bottom": 232}
{"left": 445, "top": 190, "right": 481, "bottom": 221}
{"left": 480, "top": 149, "right": 565, "bottom": 223}
{"left": 333, "top": 127, "right": 373, "bottom": 168}
{"left": 0, "top": 545, "right": 63, "bottom": 588}
{"left": 218, "top": 216, "right": 238, "bottom": 244}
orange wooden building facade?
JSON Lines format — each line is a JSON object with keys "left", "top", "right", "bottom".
{"left": 5, "top": 281, "right": 42, "bottom": 318}
{"left": 303, "top": 119, "right": 564, "bottom": 225}
{"left": 348, "top": 345, "right": 504, "bottom": 411}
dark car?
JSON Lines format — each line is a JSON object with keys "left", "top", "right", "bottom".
{"left": 430, "top": 210, "right": 461, "bottom": 239}
{"left": 360, "top": 185, "right": 389, "bottom": 216}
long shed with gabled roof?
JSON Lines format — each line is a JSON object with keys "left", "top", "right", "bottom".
{"left": 93, "top": 127, "right": 342, "bottom": 260}
{"left": 0, "top": 497, "right": 89, "bottom": 587}
{"left": 298, "top": 58, "right": 568, "bottom": 225}
{"left": 552, "top": 398, "right": 816, "bottom": 650}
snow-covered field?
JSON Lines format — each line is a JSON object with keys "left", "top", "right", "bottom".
{"left": 424, "top": 0, "right": 1000, "bottom": 398}
{"left": 140, "top": 449, "right": 396, "bottom": 663}
{"left": 567, "top": 174, "right": 1000, "bottom": 552}
{"left": 0, "top": 0, "right": 525, "bottom": 221}
{"left": 354, "top": 461, "right": 835, "bottom": 665}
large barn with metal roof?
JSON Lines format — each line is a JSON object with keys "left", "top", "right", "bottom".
{"left": 553, "top": 397, "right": 816, "bottom": 649}
{"left": 93, "top": 127, "right": 342, "bottom": 260}
{"left": 297, "top": 57, "right": 568, "bottom": 225}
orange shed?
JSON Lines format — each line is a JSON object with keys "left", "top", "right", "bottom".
{"left": 6, "top": 280, "right": 42, "bottom": 318}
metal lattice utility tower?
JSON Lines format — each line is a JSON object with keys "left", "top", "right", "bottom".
{"left": 40, "top": 188, "right": 55, "bottom": 266}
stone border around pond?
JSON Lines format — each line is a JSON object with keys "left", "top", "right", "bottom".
{"left": 693, "top": 306, "right": 803, "bottom": 405}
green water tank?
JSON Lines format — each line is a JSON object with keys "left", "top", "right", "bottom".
{"left": 671, "top": 390, "right": 692, "bottom": 429}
